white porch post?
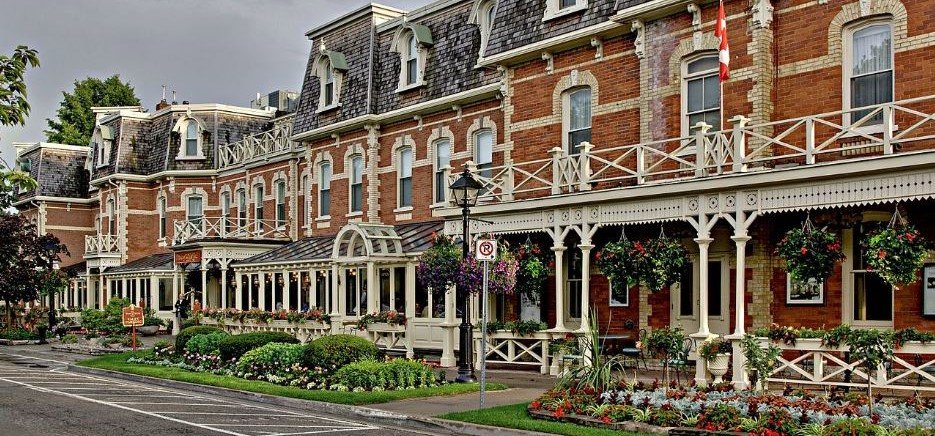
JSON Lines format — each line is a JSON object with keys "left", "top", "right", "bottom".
{"left": 172, "top": 266, "right": 180, "bottom": 335}
{"left": 692, "top": 236, "right": 714, "bottom": 385}
{"left": 331, "top": 264, "right": 341, "bottom": 334}
{"left": 200, "top": 262, "right": 207, "bottom": 307}
{"left": 235, "top": 271, "right": 243, "bottom": 310}
{"left": 296, "top": 271, "right": 303, "bottom": 311}
{"left": 309, "top": 269, "right": 317, "bottom": 309}
{"left": 99, "top": 275, "right": 106, "bottom": 307}
{"left": 149, "top": 276, "right": 158, "bottom": 311}
{"left": 440, "top": 284, "right": 456, "bottom": 367}
{"left": 85, "top": 274, "right": 94, "bottom": 309}
{"left": 366, "top": 263, "right": 376, "bottom": 314}
{"left": 578, "top": 243, "right": 593, "bottom": 332}
{"left": 220, "top": 267, "right": 228, "bottom": 309}
{"left": 122, "top": 278, "right": 128, "bottom": 299}
{"left": 282, "top": 269, "right": 290, "bottom": 311}
{"left": 259, "top": 273, "right": 267, "bottom": 311}
{"left": 728, "top": 234, "right": 752, "bottom": 389}
{"left": 405, "top": 261, "right": 416, "bottom": 358}
{"left": 552, "top": 245, "right": 567, "bottom": 331}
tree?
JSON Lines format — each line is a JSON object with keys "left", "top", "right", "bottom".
{"left": 0, "top": 45, "right": 39, "bottom": 129}
{"left": 45, "top": 75, "right": 140, "bottom": 146}
{"left": 0, "top": 215, "right": 68, "bottom": 329}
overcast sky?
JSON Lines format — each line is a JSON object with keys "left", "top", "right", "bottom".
{"left": 0, "top": 0, "right": 428, "bottom": 165}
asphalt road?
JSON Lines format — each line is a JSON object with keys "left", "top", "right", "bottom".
{"left": 0, "top": 350, "right": 446, "bottom": 436}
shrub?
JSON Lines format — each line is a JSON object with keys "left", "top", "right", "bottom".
{"left": 0, "top": 328, "right": 36, "bottom": 340}
{"left": 218, "top": 332, "right": 299, "bottom": 361}
{"left": 330, "top": 358, "right": 437, "bottom": 391}
{"left": 180, "top": 318, "right": 199, "bottom": 330}
{"left": 825, "top": 418, "right": 880, "bottom": 436}
{"left": 697, "top": 404, "right": 741, "bottom": 431}
{"left": 234, "top": 342, "right": 305, "bottom": 382}
{"left": 184, "top": 332, "right": 228, "bottom": 355}
{"left": 175, "top": 325, "right": 226, "bottom": 353}
{"left": 80, "top": 298, "right": 130, "bottom": 334}
{"left": 302, "top": 334, "right": 379, "bottom": 372}
{"left": 153, "top": 340, "right": 173, "bottom": 358}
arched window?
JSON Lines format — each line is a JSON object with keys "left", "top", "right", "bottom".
{"left": 406, "top": 34, "right": 419, "bottom": 86}
{"left": 176, "top": 118, "right": 204, "bottom": 159}
{"left": 682, "top": 54, "right": 721, "bottom": 135}
{"left": 185, "top": 121, "right": 199, "bottom": 157}
{"left": 323, "top": 60, "right": 335, "bottom": 107}
{"left": 564, "top": 87, "right": 592, "bottom": 154}
{"left": 349, "top": 155, "right": 363, "bottom": 213}
{"left": 158, "top": 196, "right": 167, "bottom": 239}
{"left": 473, "top": 0, "right": 498, "bottom": 55}
{"left": 474, "top": 130, "right": 493, "bottom": 179}
{"left": 187, "top": 195, "right": 204, "bottom": 228}
{"left": 319, "top": 162, "right": 331, "bottom": 217}
{"left": 275, "top": 180, "right": 286, "bottom": 228}
{"left": 221, "top": 191, "right": 232, "bottom": 233}
{"left": 237, "top": 188, "right": 247, "bottom": 228}
{"left": 254, "top": 184, "right": 264, "bottom": 231}
{"left": 845, "top": 21, "right": 893, "bottom": 126}
{"left": 398, "top": 147, "right": 413, "bottom": 207}
{"left": 302, "top": 175, "right": 311, "bottom": 229}
{"left": 433, "top": 139, "right": 451, "bottom": 203}
{"left": 107, "top": 199, "right": 116, "bottom": 236}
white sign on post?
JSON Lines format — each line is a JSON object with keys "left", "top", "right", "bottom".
{"left": 475, "top": 238, "right": 497, "bottom": 261}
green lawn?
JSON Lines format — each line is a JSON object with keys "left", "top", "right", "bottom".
{"left": 440, "top": 403, "right": 650, "bottom": 436}
{"left": 78, "top": 352, "right": 506, "bottom": 406}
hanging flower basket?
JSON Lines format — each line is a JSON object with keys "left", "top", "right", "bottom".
{"left": 864, "top": 224, "right": 928, "bottom": 286}
{"left": 514, "top": 241, "right": 551, "bottom": 304}
{"left": 776, "top": 217, "right": 845, "bottom": 284}
{"left": 595, "top": 238, "right": 645, "bottom": 299}
{"left": 487, "top": 249, "right": 519, "bottom": 295}
{"left": 642, "top": 235, "right": 689, "bottom": 293}
{"left": 417, "top": 233, "right": 462, "bottom": 292}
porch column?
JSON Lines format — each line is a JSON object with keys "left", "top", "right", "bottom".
{"left": 296, "top": 271, "right": 303, "bottom": 311}
{"left": 692, "top": 237, "right": 714, "bottom": 385}
{"left": 404, "top": 261, "right": 416, "bottom": 358}
{"left": 282, "top": 269, "right": 290, "bottom": 311}
{"left": 149, "top": 276, "right": 158, "bottom": 311}
{"left": 259, "top": 273, "right": 267, "bottom": 311}
{"left": 200, "top": 262, "right": 207, "bottom": 308}
{"left": 220, "top": 267, "right": 228, "bottom": 309}
{"left": 551, "top": 245, "right": 567, "bottom": 331}
{"left": 235, "top": 271, "right": 243, "bottom": 310}
{"left": 309, "top": 269, "right": 317, "bottom": 309}
{"left": 578, "top": 243, "right": 593, "bottom": 332}
{"left": 441, "top": 284, "right": 457, "bottom": 367}
{"left": 366, "top": 262, "right": 376, "bottom": 314}
{"left": 728, "top": 234, "right": 752, "bottom": 389}
{"left": 122, "top": 278, "right": 128, "bottom": 299}
{"left": 330, "top": 264, "right": 341, "bottom": 334}
{"left": 172, "top": 266, "right": 180, "bottom": 335}
{"left": 99, "top": 275, "right": 105, "bottom": 307}
{"left": 85, "top": 274, "right": 94, "bottom": 309}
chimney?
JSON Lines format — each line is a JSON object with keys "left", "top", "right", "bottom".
{"left": 156, "top": 85, "right": 170, "bottom": 111}
{"left": 171, "top": 90, "right": 177, "bottom": 105}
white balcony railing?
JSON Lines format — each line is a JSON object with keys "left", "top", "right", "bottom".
{"left": 447, "top": 96, "right": 935, "bottom": 204}
{"left": 84, "top": 234, "right": 121, "bottom": 256}
{"left": 172, "top": 217, "right": 291, "bottom": 246}
{"left": 217, "top": 115, "right": 295, "bottom": 170}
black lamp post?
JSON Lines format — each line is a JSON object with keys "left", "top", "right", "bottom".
{"left": 449, "top": 168, "right": 482, "bottom": 383}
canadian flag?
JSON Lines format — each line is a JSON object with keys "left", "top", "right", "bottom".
{"left": 714, "top": 0, "right": 730, "bottom": 82}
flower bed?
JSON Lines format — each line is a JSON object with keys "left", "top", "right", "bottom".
{"left": 528, "top": 384, "right": 935, "bottom": 434}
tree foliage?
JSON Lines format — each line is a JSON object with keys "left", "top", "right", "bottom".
{"left": 45, "top": 75, "right": 140, "bottom": 146}
{"left": 0, "top": 45, "right": 39, "bottom": 128}
{"left": 0, "top": 215, "right": 69, "bottom": 328}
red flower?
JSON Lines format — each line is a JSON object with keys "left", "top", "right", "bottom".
{"left": 800, "top": 246, "right": 808, "bottom": 255}
{"left": 907, "top": 232, "right": 917, "bottom": 242}
{"left": 878, "top": 249, "right": 887, "bottom": 260}
{"left": 600, "top": 415, "right": 612, "bottom": 424}
{"left": 530, "top": 400, "right": 541, "bottom": 410}
{"left": 553, "top": 407, "right": 565, "bottom": 419}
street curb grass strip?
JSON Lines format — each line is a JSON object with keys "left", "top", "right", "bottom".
{"left": 68, "top": 363, "right": 534, "bottom": 436}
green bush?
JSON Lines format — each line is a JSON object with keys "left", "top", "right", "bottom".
{"left": 235, "top": 342, "right": 305, "bottom": 375}
{"left": 80, "top": 298, "right": 130, "bottom": 334}
{"left": 330, "top": 359, "right": 437, "bottom": 391}
{"left": 217, "top": 332, "right": 299, "bottom": 361}
{"left": 61, "top": 333, "right": 79, "bottom": 344}
{"left": 0, "top": 328, "right": 37, "bottom": 340}
{"left": 824, "top": 418, "right": 880, "bottom": 436}
{"left": 175, "top": 325, "right": 226, "bottom": 353}
{"left": 184, "top": 332, "right": 228, "bottom": 355}
{"left": 180, "top": 318, "right": 199, "bottom": 330}
{"left": 302, "top": 334, "right": 380, "bottom": 372}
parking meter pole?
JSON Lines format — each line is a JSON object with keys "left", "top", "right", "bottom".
{"left": 480, "top": 260, "right": 489, "bottom": 409}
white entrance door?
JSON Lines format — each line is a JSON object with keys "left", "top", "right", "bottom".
{"left": 670, "top": 257, "right": 730, "bottom": 335}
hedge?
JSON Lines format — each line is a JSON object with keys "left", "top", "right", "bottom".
{"left": 217, "top": 332, "right": 299, "bottom": 361}
{"left": 302, "top": 334, "right": 379, "bottom": 372}
{"left": 175, "top": 326, "right": 226, "bottom": 353}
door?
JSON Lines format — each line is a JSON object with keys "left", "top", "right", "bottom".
{"left": 670, "top": 258, "right": 730, "bottom": 335}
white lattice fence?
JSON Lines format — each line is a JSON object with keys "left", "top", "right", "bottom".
{"left": 474, "top": 331, "right": 552, "bottom": 375}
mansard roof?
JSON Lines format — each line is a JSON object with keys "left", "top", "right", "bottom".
{"left": 14, "top": 143, "right": 90, "bottom": 200}
{"left": 484, "top": 0, "right": 619, "bottom": 58}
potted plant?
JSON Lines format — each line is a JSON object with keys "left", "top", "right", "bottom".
{"left": 642, "top": 234, "right": 689, "bottom": 293}
{"left": 864, "top": 222, "right": 928, "bottom": 287}
{"left": 776, "top": 216, "right": 845, "bottom": 284}
{"left": 357, "top": 310, "right": 407, "bottom": 331}
{"left": 139, "top": 316, "right": 163, "bottom": 336}
{"left": 644, "top": 327, "right": 687, "bottom": 386}
{"left": 698, "top": 336, "right": 732, "bottom": 383}
{"left": 595, "top": 236, "right": 645, "bottom": 298}
{"left": 417, "top": 233, "right": 462, "bottom": 293}
{"left": 514, "top": 240, "right": 552, "bottom": 305}
{"left": 739, "top": 334, "right": 781, "bottom": 391}
{"left": 488, "top": 248, "right": 519, "bottom": 295}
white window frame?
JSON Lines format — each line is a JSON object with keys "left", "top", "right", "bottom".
{"left": 544, "top": 0, "right": 588, "bottom": 22}
{"left": 349, "top": 155, "right": 363, "bottom": 214}
{"left": 471, "top": 0, "right": 498, "bottom": 55}
{"left": 157, "top": 196, "right": 167, "bottom": 241}
{"left": 433, "top": 139, "right": 451, "bottom": 204}
{"left": 106, "top": 199, "right": 116, "bottom": 236}
{"left": 275, "top": 179, "right": 286, "bottom": 229}
{"left": 318, "top": 162, "right": 331, "bottom": 219}
{"left": 609, "top": 283, "right": 629, "bottom": 307}
{"left": 175, "top": 118, "right": 206, "bottom": 160}
{"left": 253, "top": 184, "right": 265, "bottom": 232}
{"left": 397, "top": 147, "right": 413, "bottom": 209}
{"left": 237, "top": 188, "right": 247, "bottom": 229}
{"left": 302, "top": 175, "right": 311, "bottom": 230}
{"left": 842, "top": 220, "right": 895, "bottom": 329}
{"left": 186, "top": 195, "right": 204, "bottom": 229}
{"left": 221, "top": 191, "right": 231, "bottom": 233}
{"left": 563, "top": 86, "right": 592, "bottom": 155}
{"left": 315, "top": 57, "right": 342, "bottom": 113}
{"left": 392, "top": 27, "right": 431, "bottom": 93}
{"left": 474, "top": 129, "right": 494, "bottom": 179}
{"left": 681, "top": 53, "right": 722, "bottom": 137}
{"left": 842, "top": 19, "right": 895, "bottom": 131}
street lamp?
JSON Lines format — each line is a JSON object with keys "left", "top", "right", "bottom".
{"left": 449, "top": 168, "right": 482, "bottom": 383}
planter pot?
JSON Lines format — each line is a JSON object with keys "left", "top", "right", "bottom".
{"left": 138, "top": 325, "right": 160, "bottom": 336}
{"left": 367, "top": 322, "right": 406, "bottom": 333}
{"left": 707, "top": 353, "right": 730, "bottom": 383}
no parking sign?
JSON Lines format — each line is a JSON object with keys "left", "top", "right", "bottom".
{"left": 475, "top": 239, "right": 497, "bottom": 261}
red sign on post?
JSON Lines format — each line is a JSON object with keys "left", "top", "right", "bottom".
{"left": 175, "top": 249, "right": 202, "bottom": 265}
{"left": 122, "top": 305, "right": 144, "bottom": 351}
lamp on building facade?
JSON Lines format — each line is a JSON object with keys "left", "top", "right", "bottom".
{"left": 449, "top": 168, "right": 482, "bottom": 383}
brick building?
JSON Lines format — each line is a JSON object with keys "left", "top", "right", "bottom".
{"left": 15, "top": 0, "right": 935, "bottom": 382}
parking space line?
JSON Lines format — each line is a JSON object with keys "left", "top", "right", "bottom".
{"left": 114, "top": 402, "right": 264, "bottom": 407}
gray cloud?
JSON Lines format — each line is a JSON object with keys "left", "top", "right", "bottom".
{"left": 0, "top": 0, "right": 427, "bottom": 165}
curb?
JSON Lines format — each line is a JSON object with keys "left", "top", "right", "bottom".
{"left": 67, "top": 364, "right": 543, "bottom": 436}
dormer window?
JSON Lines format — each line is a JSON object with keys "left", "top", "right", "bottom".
{"left": 93, "top": 126, "right": 113, "bottom": 168}
{"left": 314, "top": 46, "right": 347, "bottom": 112}
{"left": 174, "top": 117, "right": 206, "bottom": 160}
{"left": 391, "top": 24, "right": 433, "bottom": 92}
{"left": 544, "top": 0, "right": 587, "bottom": 21}
{"left": 470, "top": 0, "right": 498, "bottom": 56}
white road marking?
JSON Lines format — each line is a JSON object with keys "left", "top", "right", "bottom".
{"left": 0, "top": 356, "right": 381, "bottom": 436}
